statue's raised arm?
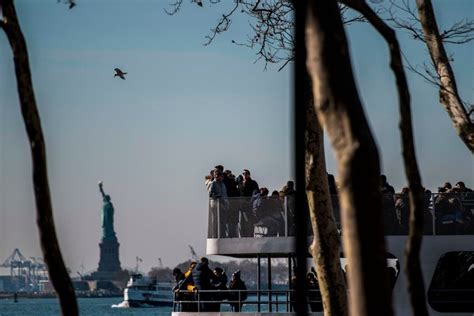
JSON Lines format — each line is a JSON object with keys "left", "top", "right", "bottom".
{"left": 98, "top": 181, "right": 106, "bottom": 199}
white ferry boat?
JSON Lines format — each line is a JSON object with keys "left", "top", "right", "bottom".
{"left": 124, "top": 273, "right": 174, "bottom": 307}
{"left": 171, "top": 194, "right": 474, "bottom": 315}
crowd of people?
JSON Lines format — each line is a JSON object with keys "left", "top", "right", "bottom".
{"left": 173, "top": 257, "right": 325, "bottom": 312}
{"left": 205, "top": 164, "right": 296, "bottom": 238}
{"left": 205, "top": 164, "right": 474, "bottom": 236}
{"left": 378, "top": 177, "right": 473, "bottom": 235}
{"left": 172, "top": 257, "right": 247, "bottom": 312}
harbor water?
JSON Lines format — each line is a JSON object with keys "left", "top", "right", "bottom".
{"left": 0, "top": 294, "right": 296, "bottom": 315}
{"left": 0, "top": 297, "right": 172, "bottom": 316}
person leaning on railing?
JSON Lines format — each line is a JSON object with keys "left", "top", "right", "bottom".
{"left": 174, "top": 262, "right": 198, "bottom": 312}
{"left": 434, "top": 187, "right": 466, "bottom": 234}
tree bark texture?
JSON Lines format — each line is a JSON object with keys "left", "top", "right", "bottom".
{"left": 305, "top": 72, "right": 348, "bottom": 316}
{"left": 416, "top": 0, "right": 474, "bottom": 153}
{"left": 340, "top": 2, "right": 429, "bottom": 315}
{"left": 0, "top": 1, "right": 79, "bottom": 315}
{"left": 305, "top": 1, "right": 393, "bottom": 316}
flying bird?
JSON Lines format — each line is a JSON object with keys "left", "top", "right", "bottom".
{"left": 57, "top": 0, "right": 76, "bottom": 9}
{"left": 114, "top": 68, "right": 127, "bottom": 80}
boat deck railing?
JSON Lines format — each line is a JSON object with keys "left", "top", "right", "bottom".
{"left": 208, "top": 193, "right": 474, "bottom": 239}
{"left": 172, "top": 289, "right": 322, "bottom": 313}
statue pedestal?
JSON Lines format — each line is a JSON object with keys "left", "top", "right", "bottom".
{"left": 92, "top": 237, "right": 122, "bottom": 280}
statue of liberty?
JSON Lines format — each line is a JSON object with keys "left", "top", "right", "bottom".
{"left": 98, "top": 181, "right": 116, "bottom": 240}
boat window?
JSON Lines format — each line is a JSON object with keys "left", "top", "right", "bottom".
{"left": 428, "top": 251, "right": 474, "bottom": 313}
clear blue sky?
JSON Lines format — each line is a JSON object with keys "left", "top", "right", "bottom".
{"left": 0, "top": 0, "right": 472, "bottom": 274}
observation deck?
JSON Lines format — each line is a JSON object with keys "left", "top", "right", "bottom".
{"left": 206, "top": 193, "right": 474, "bottom": 257}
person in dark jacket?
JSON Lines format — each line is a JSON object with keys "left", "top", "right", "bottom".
{"left": 238, "top": 169, "right": 259, "bottom": 237}
{"left": 380, "top": 176, "right": 398, "bottom": 234}
{"left": 173, "top": 267, "right": 196, "bottom": 311}
{"left": 238, "top": 169, "right": 259, "bottom": 197}
{"left": 223, "top": 170, "right": 240, "bottom": 237}
{"left": 212, "top": 267, "right": 228, "bottom": 290}
{"left": 380, "top": 175, "right": 395, "bottom": 194}
{"left": 173, "top": 268, "right": 185, "bottom": 285}
{"left": 228, "top": 270, "right": 247, "bottom": 312}
{"left": 192, "top": 257, "right": 217, "bottom": 311}
{"left": 172, "top": 268, "right": 186, "bottom": 302}
{"left": 210, "top": 267, "right": 228, "bottom": 311}
{"left": 306, "top": 272, "right": 322, "bottom": 312}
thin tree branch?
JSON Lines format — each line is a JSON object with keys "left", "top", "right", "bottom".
{"left": 341, "top": 1, "right": 429, "bottom": 315}
{"left": 383, "top": 0, "right": 474, "bottom": 45}
{"left": 0, "top": 1, "right": 78, "bottom": 315}
{"left": 416, "top": 0, "right": 474, "bottom": 152}
{"left": 166, "top": 0, "right": 369, "bottom": 70}
{"left": 204, "top": 1, "right": 240, "bottom": 45}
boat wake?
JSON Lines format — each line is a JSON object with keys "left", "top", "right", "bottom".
{"left": 111, "top": 300, "right": 130, "bottom": 308}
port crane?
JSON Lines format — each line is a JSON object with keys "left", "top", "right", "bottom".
{"left": 0, "top": 248, "right": 47, "bottom": 291}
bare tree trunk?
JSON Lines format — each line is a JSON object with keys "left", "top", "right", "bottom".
{"left": 0, "top": 1, "right": 78, "bottom": 315}
{"left": 305, "top": 1, "right": 392, "bottom": 315}
{"left": 341, "top": 1, "right": 429, "bottom": 314}
{"left": 305, "top": 72, "right": 348, "bottom": 316}
{"left": 416, "top": 0, "right": 474, "bottom": 153}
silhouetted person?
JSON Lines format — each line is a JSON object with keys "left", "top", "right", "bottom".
{"left": 238, "top": 169, "right": 259, "bottom": 237}
{"left": 423, "top": 188, "right": 434, "bottom": 235}
{"left": 173, "top": 268, "right": 185, "bottom": 284}
{"left": 380, "top": 175, "right": 395, "bottom": 194}
{"left": 172, "top": 268, "right": 187, "bottom": 306}
{"left": 307, "top": 272, "right": 322, "bottom": 312}
{"left": 210, "top": 267, "right": 228, "bottom": 311}
{"left": 228, "top": 270, "right": 247, "bottom": 312}
{"left": 223, "top": 169, "right": 239, "bottom": 237}
{"left": 381, "top": 178, "right": 398, "bottom": 234}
